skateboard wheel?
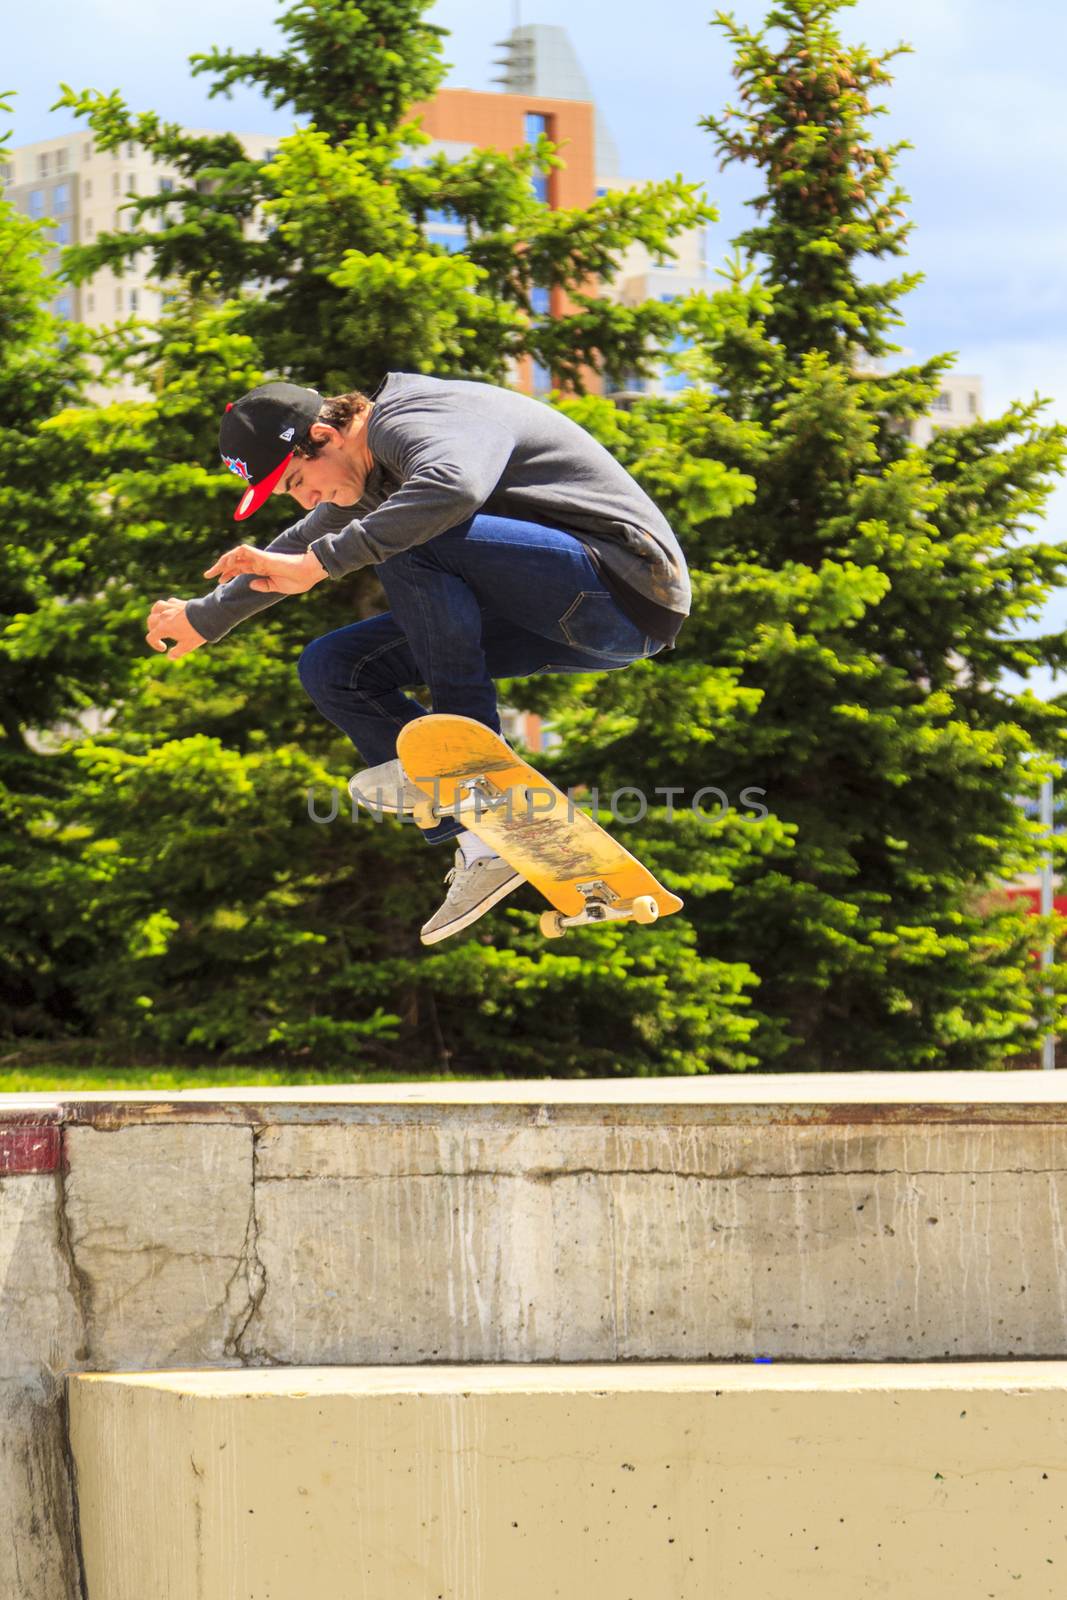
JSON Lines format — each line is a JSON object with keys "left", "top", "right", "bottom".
{"left": 412, "top": 799, "right": 438, "bottom": 831}
{"left": 540, "top": 910, "right": 567, "bottom": 939}
{"left": 631, "top": 895, "right": 659, "bottom": 925}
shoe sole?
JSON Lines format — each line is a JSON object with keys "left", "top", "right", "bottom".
{"left": 348, "top": 777, "right": 416, "bottom": 815}
{"left": 420, "top": 871, "right": 525, "bottom": 945}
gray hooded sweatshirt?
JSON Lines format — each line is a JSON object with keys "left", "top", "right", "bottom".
{"left": 186, "top": 373, "right": 692, "bottom": 648}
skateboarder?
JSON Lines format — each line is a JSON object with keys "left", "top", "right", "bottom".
{"left": 145, "top": 374, "right": 691, "bottom": 943}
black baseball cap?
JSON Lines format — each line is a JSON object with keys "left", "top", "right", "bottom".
{"left": 218, "top": 381, "right": 324, "bottom": 520}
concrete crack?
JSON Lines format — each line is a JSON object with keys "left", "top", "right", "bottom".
{"left": 223, "top": 1125, "right": 270, "bottom": 1363}
{"left": 58, "top": 1380, "right": 90, "bottom": 1600}
{"left": 54, "top": 1130, "right": 93, "bottom": 1367}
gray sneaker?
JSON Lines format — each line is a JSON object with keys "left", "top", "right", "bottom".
{"left": 348, "top": 758, "right": 423, "bottom": 816}
{"left": 420, "top": 849, "right": 525, "bottom": 945}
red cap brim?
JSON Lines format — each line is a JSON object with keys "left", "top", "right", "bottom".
{"left": 233, "top": 452, "right": 294, "bottom": 521}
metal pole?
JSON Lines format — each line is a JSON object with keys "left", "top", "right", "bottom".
{"left": 1040, "top": 774, "right": 1056, "bottom": 1069}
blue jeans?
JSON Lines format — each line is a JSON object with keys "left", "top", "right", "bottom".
{"left": 298, "top": 514, "right": 662, "bottom": 844}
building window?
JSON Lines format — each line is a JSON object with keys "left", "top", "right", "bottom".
{"left": 83, "top": 141, "right": 93, "bottom": 161}
{"left": 112, "top": 147, "right": 119, "bottom": 162}
{"left": 126, "top": 141, "right": 136, "bottom": 159}
{"left": 127, "top": 174, "right": 137, "bottom": 193}
{"left": 52, "top": 183, "right": 70, "bottom": 212}
{"left": 530, "top": 285, "right": 550, "bottom": 316}
{"left": 37, "top": 152, "right": 50, "bottom": 177}
{"left": 112, "top": 172, "right": 120, "bottom": 195}
{"left": 54, "top": 219, "right": 71, "bottom": 246}
{"left": 55, "top": 294, "right": 73, "bottom": 319}
{"left": 158, "top": 177, "right": 174, "bottom": 193}
{"left": 83, "top": 178, "right": 92, "bottom": 200}
{"left": 28, "top": 189, "right": 45, "bottom": 218}
{"left": 85, "top": 218, "right": 94, "bottom": 240}
{"left": 933, "top": 391, "right": 952, "bottom": 412}
{"left": 595, "top": 185, "right": 608, "bottom": 198}
{"left": 658, "top": 292, "right": 692, "bottom": 393}
{"left": 530, "top": 357, "right": 552, "bottom": 394}
{"left": 87, "top": 292, "right": 95, "bottom": 314}
{"left": 56, "top": 149, "right": 68, "bottom": 173}
{"left": 968, "top": 391, "right": 978, "bottom": 414}
{"left": 129, "top": 289, "right": 139, "bottom": 313}
{"left": 115, "top": 288, "right": 123, "bottom": 313}
{"left": 426, "top": 227, "right": 467, "bottom": 254}
{"left": 0, "top": 162, "right": 12, "bottom": 184}
{"left": 525, "top": 112, "right": 551, "bottom": 205}
{"left": 663, "top": 358, "right": 692, "bottom": 394}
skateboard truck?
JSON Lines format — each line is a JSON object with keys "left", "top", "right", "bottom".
{"left": 413, "top": 779, "right": 662, "bottom": 938}
{"left": 539, "top": 880, "right": 660, "bottom": 939}
{"left": 412, "top": 774, "right": 509, "bottom": 830}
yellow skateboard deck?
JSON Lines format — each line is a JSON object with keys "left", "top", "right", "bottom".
{"left": 396, "top": 714, "right": 684, "bottom": 938}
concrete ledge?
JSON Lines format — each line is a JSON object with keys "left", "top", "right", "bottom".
{"left": 6, "top": 1069, "right": 1067, "bottom": 1128}
{"left": 69, "top": 1362, "right": 1067, "bottom": 1599}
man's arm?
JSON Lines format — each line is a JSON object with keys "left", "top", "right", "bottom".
{"left": 308, "top": 406, "right": 516, "bottom": 578}
{"left": 184, "top": 501, "right": 354, "bottom": 642}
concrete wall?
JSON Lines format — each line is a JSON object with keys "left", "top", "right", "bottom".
{"left": 68, "top": 1363, "right": 1067, "bottom": 1600}
{"left": 4, "top": 1072, "right": 1067, "bottom": 1596}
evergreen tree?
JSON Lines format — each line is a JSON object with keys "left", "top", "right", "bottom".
{"left": 0, "top": 96, "right": 99, "bottom": 1038}
{"left": 523, "top": 0, "right": 1067, "bottom": 1069}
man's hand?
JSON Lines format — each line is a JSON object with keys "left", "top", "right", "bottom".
{"left": 204, "top": 544, "right": 327, "bottom": 595}
{"left": 145, "top": 598, "right": 207, "bottom": 660}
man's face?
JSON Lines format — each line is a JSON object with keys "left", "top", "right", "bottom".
{"left": 275, "top": 423, "right": 370, "bottom": 512}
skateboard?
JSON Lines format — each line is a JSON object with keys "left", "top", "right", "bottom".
{"left": 396, "top": 714, "right": 684, "bottom": 939}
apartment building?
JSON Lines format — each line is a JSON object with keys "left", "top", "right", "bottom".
{"left": 408, "top": 85, "right": 598, "bottom": 398}
{"left": 907, "top": 374, "right": 984, "bottom": 444}
{"left": 489, "top": 24, "right": 713, "bottom": 401}
{"left": 0, "top": 129, "right": 278, "bottom": 397}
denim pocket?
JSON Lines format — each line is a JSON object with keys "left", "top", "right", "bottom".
{"left": 558, "top": 591, "right": 648, "bottom": 662}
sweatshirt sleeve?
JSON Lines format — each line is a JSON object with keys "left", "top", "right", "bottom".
{"left": 308, "top": 405, "right": 516, "bottom": 578}
{"left": 184, "top": 502, "right": 355, "bottom": 644}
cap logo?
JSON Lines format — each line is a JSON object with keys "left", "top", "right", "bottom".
{"left": 222, "top": 455, "right": 251, "bottom": 482}
{"left": 279, "top": 426, "right": 295, "bottom": 441}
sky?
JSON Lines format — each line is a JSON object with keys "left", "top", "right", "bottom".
{"left": 5, "top": 0, "right": 1066, "bottom": 679}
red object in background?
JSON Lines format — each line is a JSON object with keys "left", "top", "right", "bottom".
{"left": 1004, "top": 886, "right": 1067, "bottom": 917}
{"left": 0, "top": 1123, "right": 61, "bottom": 1174}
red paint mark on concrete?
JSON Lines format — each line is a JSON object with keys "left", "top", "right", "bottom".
{"left": 0, "top": 1125, "right": 61, "bottom": 1174}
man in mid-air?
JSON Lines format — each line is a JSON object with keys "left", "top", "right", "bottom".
{"left": 146, "top": 373, "right": 691, "bottom": 944}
